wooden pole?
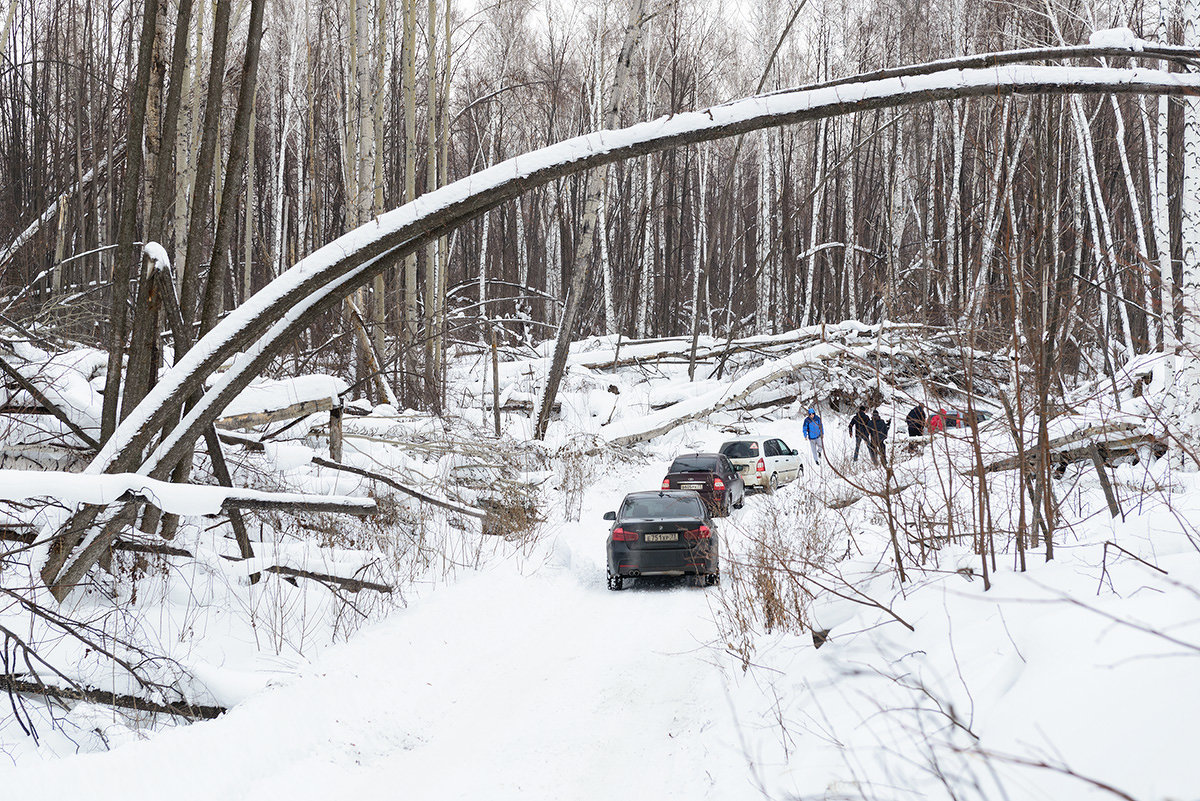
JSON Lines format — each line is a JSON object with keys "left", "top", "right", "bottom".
{"left": 329, "top": 402, "right": 344, "bottom": 461}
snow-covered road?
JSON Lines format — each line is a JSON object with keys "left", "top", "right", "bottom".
{"left": 1, "top": 460, "right": 765, "bottom": 800}
{"left": 7, "top": 413, "right": 1200, "bottom": 801}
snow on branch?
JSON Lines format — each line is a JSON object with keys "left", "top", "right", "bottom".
{"left": 0, "top": 469, "right": 375, "bottom": 517}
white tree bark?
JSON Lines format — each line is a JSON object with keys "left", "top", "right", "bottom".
{"left": 805, "top": 119, "right": 827, "bottom": 325}
{"left": 636, "top": 158, "right": 654, "bottom": 338}
{"left": 1108, "top": 94, "right": 1154, "bottom": 347}
{"left": 687, "top": 150, "right": 708, "bottom": 379}
{"left": 755, "top": 133, "right": 771, "bottom": 334}
{"left": 1071, "top": 96, "right": 1135, "bottom": 358}
{"left": 599, "top": 177, "right": 616, "bottom": 334}
{"left": 842, "top": 118, "right": 858, "bottom": 320}
{"left": 1182, "top": 0, "right": 1200, "bottom": 346}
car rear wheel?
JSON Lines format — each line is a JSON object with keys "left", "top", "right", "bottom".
{"left": 606, "top": 571, "right": 624, "bottom": 591}
{"left": 705, "top": 572, "right": 720, "bottom": 587}
{"left": 766, "top": 473, "right": 779, "bottom": 494}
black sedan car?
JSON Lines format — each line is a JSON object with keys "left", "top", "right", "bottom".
{"left": 603, "top": 490, "right": 719, "bottom": 591}
{"left": 660, "top": 452, "right": 745, "bottom": 516}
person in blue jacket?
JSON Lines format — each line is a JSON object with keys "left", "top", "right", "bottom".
{"left": 802, "top": 407, "right": 824, "bottom": 464}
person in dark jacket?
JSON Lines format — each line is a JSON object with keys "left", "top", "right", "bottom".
{"left": 869, "top": 410, "right": 891, "bottom": 466}
{"left": 905, "top": 404, "right": 926, "bottom": 436}
{"left": 849, "top": 405, "right": 872, "bottom": 462}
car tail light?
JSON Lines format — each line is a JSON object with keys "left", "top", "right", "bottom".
{"left": 684, "top": 525, "right": 711, "bottom": 540}
{"left": 612, "top": 527, "right": 638, "bottom": 541}
{"left": 756, "top": 458, "right": 765, "bottom": 472}
{"left": 661, "top": 477, "right": 670, "bottom": 490}
{"left": 713, "top": 477, "right": 725, "bottom": 491}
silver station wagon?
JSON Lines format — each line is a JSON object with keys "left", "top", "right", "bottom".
{"left": 718, "top": 437, "right": 802, "bottom": 493}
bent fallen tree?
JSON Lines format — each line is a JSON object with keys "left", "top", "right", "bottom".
{"left": 39, "top": 50, "right": 1200, "bottom": 600}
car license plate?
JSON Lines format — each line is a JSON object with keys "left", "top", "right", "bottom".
{"left": 680, "top": 482, "right": 705, "bottom": 490}
{"left": 644, "top": 532, "right": 678, "bottom": 543}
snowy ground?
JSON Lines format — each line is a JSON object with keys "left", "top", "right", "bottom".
{"left": 3, "top": 333, "right": 1199, "bottom": 800}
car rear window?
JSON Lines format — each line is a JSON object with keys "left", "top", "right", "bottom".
{"left": 620, "top": 495, "right": 704, "bottom": 519}
{"left": 720, "top": 441, "right": 759, "bottom": 459}
{"left": 668, "top": 456, "right": 718, "bottom": 473}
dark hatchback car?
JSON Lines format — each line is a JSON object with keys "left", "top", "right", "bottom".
{"left": 604, "top": 490, "right": 719, "bottom": 591}
{"left": 660, "top": 452, "right": 745, "bottom": 516}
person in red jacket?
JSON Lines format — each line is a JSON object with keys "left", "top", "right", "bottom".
{"left": 929, "top": 409, "right": 946, "bottom": 433}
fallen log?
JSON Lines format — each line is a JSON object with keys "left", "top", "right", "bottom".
{"left": 602, "top": 340, "right": 849, "bottom": 445}
{"left": 216, "top": 430, "right": 264, "bottom": 452}
{"left": 983, "top": 422, "right": 1153, "bottom": 473}
{"left": 259, "top": 564, "right": 392, "bottom": 594}
{"left": 0, "top": 470, "right": 376, "bottom": 518}
{"left": 114, "top": 538, "right": 394, "bottom": 594}
{"left": 0, "top": 675, "right": 225, "bottom": 720}
{"left": 0, "top": 355, "right": 101, "bottom": 449}
{"left": 312, "top": 455, "right": 488, "bottom": 520}
{"left": 220, "top": 495, "right": 375, "bottom": 516}
{"left": 215, "top": 397, "right": 334, "bottom": 430}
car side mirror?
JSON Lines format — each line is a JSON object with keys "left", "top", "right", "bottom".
{"left": 602, "top": 511, "right": 616, "bottom": 521}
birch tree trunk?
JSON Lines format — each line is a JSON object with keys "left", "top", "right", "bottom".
{"left": 598, "top": 177, "right": 616, "bottom": 334}
{"left": 401, "top": 0, "right": 418, "bottom": 405}
{"left": 843, "top": 118, "right": 858, "bottom": 320}
{"left": 1181, "top": 0, "right": 1200, "bottom": 347}
{"left": 1108, "top": 94, "right": 1154, "bottom": 348}
{"left": 1152, "top": 90, "right": 1176, "bottom": 389}
{"left": 805, "top": 118, "right": 827, "bottom": 325}
{"left": 1071, "top": 96, "right": 1135, "bottom": 359}
{"left": 423, "top": 0, "right": 440, "bottom": 409}
{"left": 755, "top": 132, "right": 771, "bottom": 334}
{"left": 535, "top": 0, "right": 646, "bottom": 439}
{"left": 636, "top": 156, "right": 654, "bottom": 338}
{"left": 687, "top": 151, "right": 707, "bottom": 379}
